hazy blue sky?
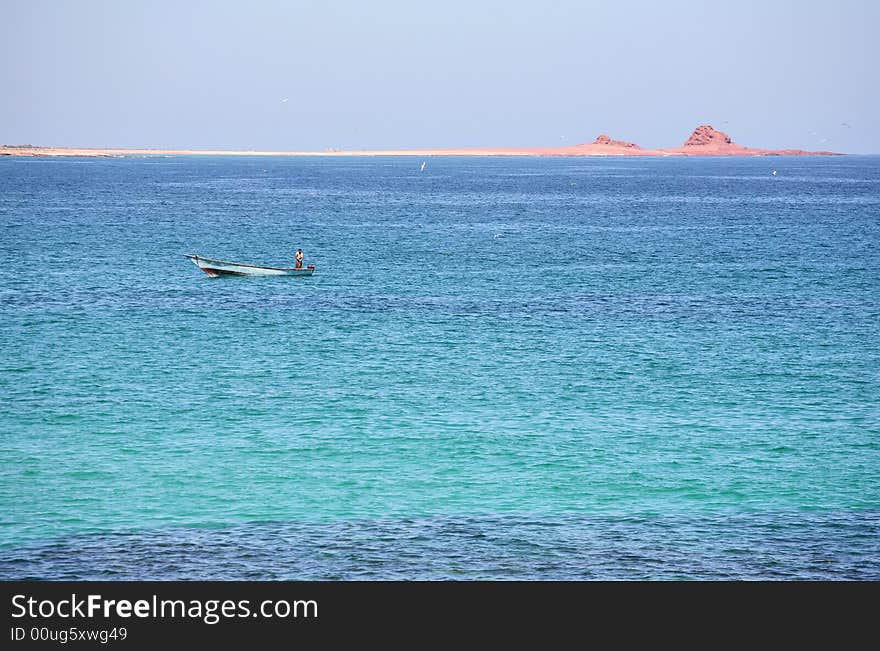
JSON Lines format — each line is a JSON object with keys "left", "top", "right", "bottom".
{"left": 2, "top": 0, "right": 877, "bottom": 152}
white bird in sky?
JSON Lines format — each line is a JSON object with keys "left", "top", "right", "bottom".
{"left": 281, "top": 98, "right": 289, "bottom": 103}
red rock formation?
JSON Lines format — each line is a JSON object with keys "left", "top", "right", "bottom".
{"left": 683, "top": 125, "right": 735, "bottom": 147}
{"left": 593, "top": 134, "right": 641, "bottom": 149}
{"left": 660, "top": 124, "right": 838, "bottom": 156}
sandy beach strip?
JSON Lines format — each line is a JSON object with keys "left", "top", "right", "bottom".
{"left": 1, "top": 144, "right": 666, "bottom": 158}
{"left": 1, "top": 127, "right": 841, "bottom": 159}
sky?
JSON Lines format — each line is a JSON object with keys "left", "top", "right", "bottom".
{"left": 1, "top": 0, "right": 877, "bottom": 152}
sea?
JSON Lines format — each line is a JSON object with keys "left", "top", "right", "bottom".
{"left": 1, "top": 154, "right": 878, "bottom": 580}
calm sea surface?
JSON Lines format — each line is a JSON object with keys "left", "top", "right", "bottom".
{"left": 1, "top": 155, "right": 878, "bottom": 579}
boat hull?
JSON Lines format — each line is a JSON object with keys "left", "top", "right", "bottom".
{"left": 186, "top": 255, "right": 315, "bottom": 277}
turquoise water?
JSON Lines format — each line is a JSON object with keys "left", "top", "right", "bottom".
{"left": 1, "top": 155, "right": 878, "bottom": 579}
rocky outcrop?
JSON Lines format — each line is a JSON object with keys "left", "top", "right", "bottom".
{"left": 682, "top": 125, "right": 735, "bottom": 147}
{"left": 593, "top": 134, "right": 641, "bottom": 149}
{"left": 659, "top": 124, "right": 839, "bottom": 156}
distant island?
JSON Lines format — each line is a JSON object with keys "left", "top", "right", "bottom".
{"left": 0, "top": 125, "right": 841, "bottom": 158}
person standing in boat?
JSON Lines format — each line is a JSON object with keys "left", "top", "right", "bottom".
{"left": 295, "top": 249, "right": 304, "bottom": 269}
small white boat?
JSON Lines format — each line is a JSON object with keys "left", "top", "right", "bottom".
{"left": 185, "top": 254, "right": 315, "bottom": 277}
